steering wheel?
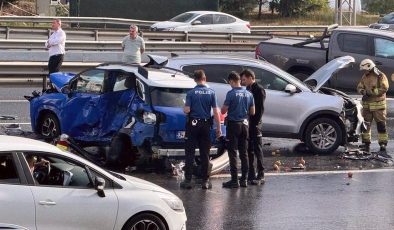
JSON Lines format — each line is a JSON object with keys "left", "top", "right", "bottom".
{"left": 33, "top": 163, "right": 51, "bottom": 184}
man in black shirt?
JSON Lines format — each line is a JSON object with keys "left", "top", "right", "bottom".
{"left": 241, "top": 69, "right": 266, "bottom": 185}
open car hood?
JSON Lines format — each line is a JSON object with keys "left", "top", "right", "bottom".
{"left": 304, "top": 56, "right": 355, "bottom": 92}
{"left": 49, "top": 72, "right": 76, "bottom": 92}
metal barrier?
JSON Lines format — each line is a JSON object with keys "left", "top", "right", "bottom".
{"left": 0, "top": 40, "right": 258, "bottom": 52}
{"left": 0, "top": 26, "right": 272, "bottom": 42}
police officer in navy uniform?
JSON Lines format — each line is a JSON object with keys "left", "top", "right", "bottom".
{"left": 241, "top": 69, "right": 266, "bottom": 185}
{"left": 180, "top": 70, "right": 222, "bottom": 189}
{"left": 222, "top": 71, "right": 255, "bottom": 188}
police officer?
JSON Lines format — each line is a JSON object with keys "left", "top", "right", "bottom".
{"left": 222, "top": 71, "right": 255, "bottom": 188}
{"left": 241, "top": 69, "right": 266, "bottom": 185}
{"left": 357, "top": 59, "right": 389, "bottom": 153}
{"left": 180, "top": 70, "right": 222, "bottom": 189}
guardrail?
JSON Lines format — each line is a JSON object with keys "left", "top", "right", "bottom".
{"left": 0, "top": 40, "right": 258, "bottom": 52}
{"left": 0, "top": 26, "right": 272, "bottom": 42}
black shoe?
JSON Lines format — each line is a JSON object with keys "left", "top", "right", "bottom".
{"left": 180, "top": 180, "right": 193, "bottom": 189}
{"left": 256, "top": 172, "right": 265, "bottom": 184}
{"left": 201, "top": 179, "right": 212, "bottom": 189}
{"left": 361, "top": 144, "right": 370, "bottom": 153}
{"left": 222, "top": 180, "right": 239, "bottom": 188}
{"left": 239, "top": 180, "right": 247, "bottom": 187}
{"left": 380, "top": 144, "right": 387, "bottom": 152}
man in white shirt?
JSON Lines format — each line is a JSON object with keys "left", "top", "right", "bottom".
{"left": 44, "top": 18, "right": 66, "bottom": 90}
{"left": 122, "top": 25, "right": 145, "bottom": 64}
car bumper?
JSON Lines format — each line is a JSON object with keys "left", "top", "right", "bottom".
{"left": 167, "top": 210, "right": 187, "bottom": 230}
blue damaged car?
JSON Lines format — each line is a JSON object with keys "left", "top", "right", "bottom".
{"left": 28, "top": 63, "right": 228, "bottom": 173}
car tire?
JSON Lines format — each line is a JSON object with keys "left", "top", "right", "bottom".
{"left": 39, "top": 113, "right": 61, "bottom": 140}
{"left": 122, "top": 213, "right": 167, "bottom": 230}
{"left": 108, "top": 133, "right": 132, "bottom": 168}
{"left": 304, "top": 118, "right": 342, "bottom": 155}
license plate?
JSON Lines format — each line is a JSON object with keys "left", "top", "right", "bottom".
{"left": 176, "top": 131, "right": 185, "bottom": 139}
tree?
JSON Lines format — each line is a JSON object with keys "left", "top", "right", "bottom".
{"left": 219, "top": 0, "right": 256, "bottom": 18}
{"left": 365, "top": 0, "right": 394, "bottom": 14}
{"left": 270, "top": 0, "right": 328, "bottom": 17}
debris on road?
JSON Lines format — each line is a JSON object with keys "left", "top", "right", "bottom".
{"left": 1, "top": 123, "right": 24, "bottom": 135}
{"left": 347, "top": 172, "right": 353, "bottom": 178}
{"left": 0, "top": 115, "right": 17, "bottom": 120}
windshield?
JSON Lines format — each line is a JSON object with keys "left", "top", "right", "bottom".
{"left": 379, "top": 13, "right": 394, "bottom": 24}
{"left": 150, "top": 87, "right": 190, "bottom": 107}
{"left": 169, "top": 13, "right": 198, "bottom": 22}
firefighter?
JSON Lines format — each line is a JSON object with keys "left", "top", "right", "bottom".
{"left": 357, "top": 59, "right": 389, "bottom": 152}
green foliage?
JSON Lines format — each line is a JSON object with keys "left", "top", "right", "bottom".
{"left": 365, "top": 0, "right": 394, "bottom": 14}
{"left": 269, "top": 0, "right": 329, "bottom": 17}
{"left": 55, "top": 4, "right": 69, "bottom": 17}
{"left": 219, "top": 0, "right": 256, "bottom": 17}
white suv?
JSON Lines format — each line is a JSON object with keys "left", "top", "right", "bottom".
{"left": 148, "top": 54, "right": 365, "bottom": 154}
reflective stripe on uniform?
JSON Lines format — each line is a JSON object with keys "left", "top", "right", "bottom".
{"left": 378, "top": 133, "right": 388, "bottom": 142}
{"left": 362, "top": 132, "right": 371, "bottom": 143}
{"left": 362, "top": 100, "right": 386, "bottom": 111}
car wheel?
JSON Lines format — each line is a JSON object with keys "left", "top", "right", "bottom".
{"left": 108, "top": 133, "right": 132, "bottom": 168}
{"left": 39, "top": 113, "right": 61, "bottom": 140}
{"left": 122, "top": 213, "right": 167, "bottom": 230}
{"left": 304, "top": 118, "right": 342, "bottom": 154}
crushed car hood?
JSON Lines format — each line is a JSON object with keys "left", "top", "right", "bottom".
{"left": 304, "top": 56, "right": 355, "bottom": 92}
{"left": 50, "top": 72, "right": 76, "bottom": 91}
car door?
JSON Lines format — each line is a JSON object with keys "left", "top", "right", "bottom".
{"left": 328, "top": 32, "right": 372, "bottom": 91}
{"left": 190, "top": 14, "right": 214, "bottom": 32}
{"left": 60, "top": 69, "right": 106, "bottom": 140}
{"left": 0, "top": 152, "right": 35, "bottom": 230}
{"left": 247, "top": 66, "right": 306, "bottom": 134}
{"left": 21, "top": 152, "right": 118, "bottom": 230}
{"left": 373, "top": 37, "right": 394, "bottom": 93}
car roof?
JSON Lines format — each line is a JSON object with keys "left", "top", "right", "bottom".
{"left": 0, "top": 135, "right": 64, "bottom": 153}
{"left": 97, "top": 64, "right": 195, "bottom": 89}
{"left": 335, "top": 27, "right": 394, "bottom": 37}
{"left": 185, "top": 11, "right": 240, "bottom": 18}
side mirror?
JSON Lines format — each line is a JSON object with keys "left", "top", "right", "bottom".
{"left": 136, "top": 79, "right": 146, "bottom": 101}
{"left": 60, "top": 85, "right": 71, "bottom": 94}
{"left": 95, "top": 176, "right": 106, "bottom": 197}
{"left": 284, "top": 84, "right": 297, "bottom": 94}
{"left": 192, "top": 20, "right": 201, "bottom": 25}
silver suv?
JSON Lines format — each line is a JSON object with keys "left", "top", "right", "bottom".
{"left": 147, "top": 54, "right": 365, "bottom": 154}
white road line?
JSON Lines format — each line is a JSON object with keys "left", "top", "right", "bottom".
{"left": 0, "top": 100, "right": 28, "bottom": 103}
{"left": 0, "top": 122, "right": 31, "bottom": 125}
{"left": 212, "top": 168, "right": 394, "bottom": 178}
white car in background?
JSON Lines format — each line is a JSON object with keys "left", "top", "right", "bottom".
{"left": 0, "top": 135, "right": 186, "bottom": 230}
{"left": 150, "top": 11, "right": 251, "bottom": 33}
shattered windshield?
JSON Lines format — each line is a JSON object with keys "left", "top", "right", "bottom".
{"left": 150, "top": 87, "right": 190, "bottom": 107}
{"left": 169, "top": 13, "right": 198, "bottom": 22}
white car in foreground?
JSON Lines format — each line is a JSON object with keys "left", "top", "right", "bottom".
{"left": 150, "top": 11, "right": 251, "bottom": 33}
{"left": 0, "top": 135, "right": 186, "bottom": 230}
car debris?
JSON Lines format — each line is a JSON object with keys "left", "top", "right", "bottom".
{"left": 0, "top": 115, "right": 17, "bottom": 120}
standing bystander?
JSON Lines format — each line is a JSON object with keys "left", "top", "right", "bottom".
{"left": 122, "top": 25, "right": 145, "bottom": 64}
{"left": 45, "top": 18, "right": 66, "bottom": 91}
{"left": 241, "top": 69, "right": 266, "bottom": 185}
{"left": 222, "top": 71, "right": 255, "bottom": 188}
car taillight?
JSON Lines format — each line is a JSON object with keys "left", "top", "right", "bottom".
{"left": 246, "top": 23, "right": 251, "bottom": 29}
{"left": 255, "top": 46, "right": 261, "bottom": 59}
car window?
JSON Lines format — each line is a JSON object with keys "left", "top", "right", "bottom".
{"left": 380, "top": 13, "right": 394, "bottom": 24}
{"left": 75, "top": 69, "right": 105, "bottom": 94}
{"left": 195, "top": 14, "right": 213, "bottom": 25}
{"left": 337, "top": 34, "right": 369, "bottom": 55}
{"left": 0, "top": 154, "right": 20, "bottom": 184}
{"left": 248, "top": 67, "right": 289, "bottom": 91}
{"left": 23, "top": 153, "right": 94, "bottom": 189}
{"left": 214, "top": 15, "right": 229, "bottom": 24}
{"left": 375, "top": 38, "right": 394, "bottom": 59}
{"left": 182, "top": 64, "right": 243, "bottom": 84}
{"left": 112, "top": 72, "right": 136, "bottom": 92}
{"left": 169, "top": 12, "right": 198, "bottom": 23}
{"left": 150, "top": 87, "right": 190, "bottom": 107}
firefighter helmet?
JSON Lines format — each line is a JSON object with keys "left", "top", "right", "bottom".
{"left": 360, "top": 59, "right": 376, "bottom": 71}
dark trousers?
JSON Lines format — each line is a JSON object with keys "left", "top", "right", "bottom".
{"left": 44, "top": 54, "right": 64, "bottom": 90}
{"left": 226, "top": 121, "right": 249, "bottom": 181}
{"left": 248, "top": 122, "right": 264, "bottom": 180}
{"left": 184, "top": 119, "right": 211, "bottom": 181}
